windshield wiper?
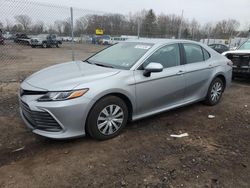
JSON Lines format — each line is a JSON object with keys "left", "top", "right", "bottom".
{"left": 83, "top": 60, "right": 114, "bottom": 68}
{"left": 93, "top": 63, "right": 114, "bottom": 68}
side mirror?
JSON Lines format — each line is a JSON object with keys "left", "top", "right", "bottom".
{"left": 143, "top": 62, "right": 163, "bottom": 77}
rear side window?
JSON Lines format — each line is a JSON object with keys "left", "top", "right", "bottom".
{"left": 183, "top": 43, "right": 204, "bottom": 64}
{"left": 202, "top": 48, "right": 211, "bottom": 60}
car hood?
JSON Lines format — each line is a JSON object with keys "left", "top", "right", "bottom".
{"left": 23, "top": 61, "right": 120, "bottom": 91}
{"left": 222, "top": 50, "right": 250, "bottom": 55}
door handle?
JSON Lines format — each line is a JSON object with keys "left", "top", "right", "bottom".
{"left": 176, "top": 70, "right": 184, "bottom": 75}
{"left": 208, "top": 64, "right": 213, "bottom": 68}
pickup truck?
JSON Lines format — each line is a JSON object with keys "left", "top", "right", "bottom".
{"left": 222, "top": 40, "right": 250, "bottom": 78}
{"left": 30, "top": 34, "right": 62, "bottom": 48}
{"left": 13, "top": 33, "right": 31, "bottom": 45}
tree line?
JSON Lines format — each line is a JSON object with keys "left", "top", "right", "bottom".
{"left": 0, "top": 9, "right": 249, "bottom": 40}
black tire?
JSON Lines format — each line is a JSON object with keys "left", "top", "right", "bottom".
{"left": 56, "top": 43, "right": 60, "bottom": 48}
{"left": 204, "top": 77, "right": 224, "bottom": 106}
{"left": 31, "top": 45, "right": 35, "bottom": 48}
{"left": 42, "top": 42, "right": 47, "bottom": 48}
{"left": 86, "top": 96, "right": 128, "bottom": 140}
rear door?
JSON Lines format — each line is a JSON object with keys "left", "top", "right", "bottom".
{"left": 181, "top": 43, "right": 213, "bottom": 102}
{"left": 134, "top": 43, "right": 186, "bottom": 117}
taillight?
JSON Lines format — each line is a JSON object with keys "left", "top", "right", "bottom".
{"left": 227, "top": 61, "right": 233, "bottom": 67}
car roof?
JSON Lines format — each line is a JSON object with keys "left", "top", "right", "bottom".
{"left": 125, "top": 39, "right": 203, "bottom": 47}
{"left": 209, "top": 43, "right": 227, "bottom": 46}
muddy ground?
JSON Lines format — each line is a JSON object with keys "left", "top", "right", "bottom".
{"left": 0, "top": 42, "right": 249, "bottom": 188}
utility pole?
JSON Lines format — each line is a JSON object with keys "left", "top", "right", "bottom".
{"left": 178, "top": 10, "right": 184, "bottom": 39}
{"left": 70, "top": 7, "right": 75, "bottom": 61}
{"left": 137, "top": 19, "right": 140, "bottom": 39}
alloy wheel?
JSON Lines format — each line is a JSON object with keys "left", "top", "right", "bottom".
{"left": 97, "top": 104, "right": 124, "bottom": 135}
{"left": 210, "top": 82, "right": 222, "bottom": 102}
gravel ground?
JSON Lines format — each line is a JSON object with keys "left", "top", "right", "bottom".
{"left": 0, "top": 42, "right": 249, "bottom": 188}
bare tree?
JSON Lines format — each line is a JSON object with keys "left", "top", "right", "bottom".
{"left": 62, "top": 18, "right": 71, "bottom": 36}
{"left": 31, "top": 21, "right": 44, "bottom": 34}
{"left": 214, "top": 19, "right": 240, "bottom": 38}
{"left": 189, "top": 19, "right": 200, "bottom": 40}
{"left": 54, "top": 20, "right": 64, "bottom": 35}
{"left": 157, "top": 14, "right": 168, "bottom": 37}
{"left": 14, "top": 15, "right": 32, "bottom": 31}
{"left": 227, "top": 19, "right": 240, "bottom": 37}
{"left": 5, "top": 19, "right": 12, "bottom": 31}
{"left": 75, "top": 16, "right": 88, "bottom": 35}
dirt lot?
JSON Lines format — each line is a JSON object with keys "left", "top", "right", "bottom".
{"left": 0, "top": 42, "right": 249, "bottom": 188}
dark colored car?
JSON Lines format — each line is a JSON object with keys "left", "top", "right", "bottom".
{"left": 0, "top": 35, "right": 4, "bottom": 45}
{"left": 30, "top": 34, "right": 62, "bottom": 48}
{"left": 13, "top": 33, "right": 30, "bottom": 45}
{"left": 222, "top": 40, "right": 250, "bottom": 78}
{"left": 208, "top": 44, "right": 229, "bottom": 54}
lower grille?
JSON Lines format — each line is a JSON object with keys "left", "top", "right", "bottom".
{"left": 20, "top": 100, "right": 62, "bottom": 132}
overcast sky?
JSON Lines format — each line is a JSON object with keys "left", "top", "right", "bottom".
{"left": 32, "top": 0, "right": 250, "bottom": 28}
{"left": 1, "top": 0, "right": 250, "bottom": 29}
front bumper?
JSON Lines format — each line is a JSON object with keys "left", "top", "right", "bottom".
{"left": 233, "top": 66, "right": 250, "bottom": 77}
{"left": 19, "top": 93, "right": 95, "bottom": 139}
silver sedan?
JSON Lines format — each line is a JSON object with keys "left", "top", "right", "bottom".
{"left": 19, "top": 39, "right": 232, "bottom": 140}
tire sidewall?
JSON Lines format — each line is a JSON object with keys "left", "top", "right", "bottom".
{"left": 87, "top": 96, "right": 128, "bottom": 140}
{"left": 42, "top": 42, "right": 47, "bottom": 48}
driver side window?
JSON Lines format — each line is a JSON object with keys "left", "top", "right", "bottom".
{"left": 143, "top": 44, "right": 180, "bottom": 69}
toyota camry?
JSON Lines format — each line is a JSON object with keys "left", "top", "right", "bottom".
{"left": 19, "top": 39, "right": 232, "bottom": 140}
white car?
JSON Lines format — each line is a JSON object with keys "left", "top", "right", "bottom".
{"left": 222, "top": 40, "right": 250, "bottom": 78}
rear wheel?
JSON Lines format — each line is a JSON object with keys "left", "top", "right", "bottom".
{"left": 42, "top": 42, "right": 47, "bottom": 48}
{"left": 86, "top": 96, "right": 128, "bottom": 140}
{"left": 204, "top": 77, "right": 224, "bottom": 106}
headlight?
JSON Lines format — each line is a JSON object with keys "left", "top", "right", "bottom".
{"left": 37, "top": 89, "right": 89, "bottom": 102}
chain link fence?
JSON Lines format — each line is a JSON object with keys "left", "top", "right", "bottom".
{"left": 0, "top": 0, "right": 249, "bottom": 83}
{"left": 0, "top": 0, "right": 107, "bottom": 83}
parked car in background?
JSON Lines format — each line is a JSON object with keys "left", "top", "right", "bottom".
{"left": 0, "top": 35, "right": 4, "bottom": 45}
{"left": 222, "top": 40, "right": 250, "bottom": 78}
{"left": 14, "top": 33, "right": 31, "bottom": 45}
{"left": 99, "top": 35, "right": 111, "bottom": 45}
{"left": 19, "top": 39, "right": 232, "bottom": 140}
{"left": 30, "top": 34, "right": 62, "bottom": 48}
{"left": 208, "top": 43, "right": 229, "bottom": 54}
{"left": 91, "top": 35, "right": 112, "bottom": 45}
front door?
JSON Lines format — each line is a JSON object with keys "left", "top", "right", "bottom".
{"left": 134, "top": 43, "right": 186, "bottom": 118}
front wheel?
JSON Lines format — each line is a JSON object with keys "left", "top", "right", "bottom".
{"left": 204, "top": 77, "right": 224, "bottom": 106}
{"left": 86, "top": 96, "right": 128, "bottom": 140}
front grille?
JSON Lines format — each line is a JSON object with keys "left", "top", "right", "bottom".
{"left": 227, "top": 54, "right": 250, "bottom": 67}
{"left": 20, "top": 89, "right": 47, "bottom": 96}
{"left": 20, "top": 100, "right": 62, "bottom": 132}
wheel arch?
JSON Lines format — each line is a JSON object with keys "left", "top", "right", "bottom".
{"left": 213, "top": 73, "right": 227, "bottom": 91}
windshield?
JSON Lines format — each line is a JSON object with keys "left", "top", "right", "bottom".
{"left": 87, "top": 42, "right": 153, "bottom": 69}
{"left": 238, "top": 41, "right": 250, "bottom": 50}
